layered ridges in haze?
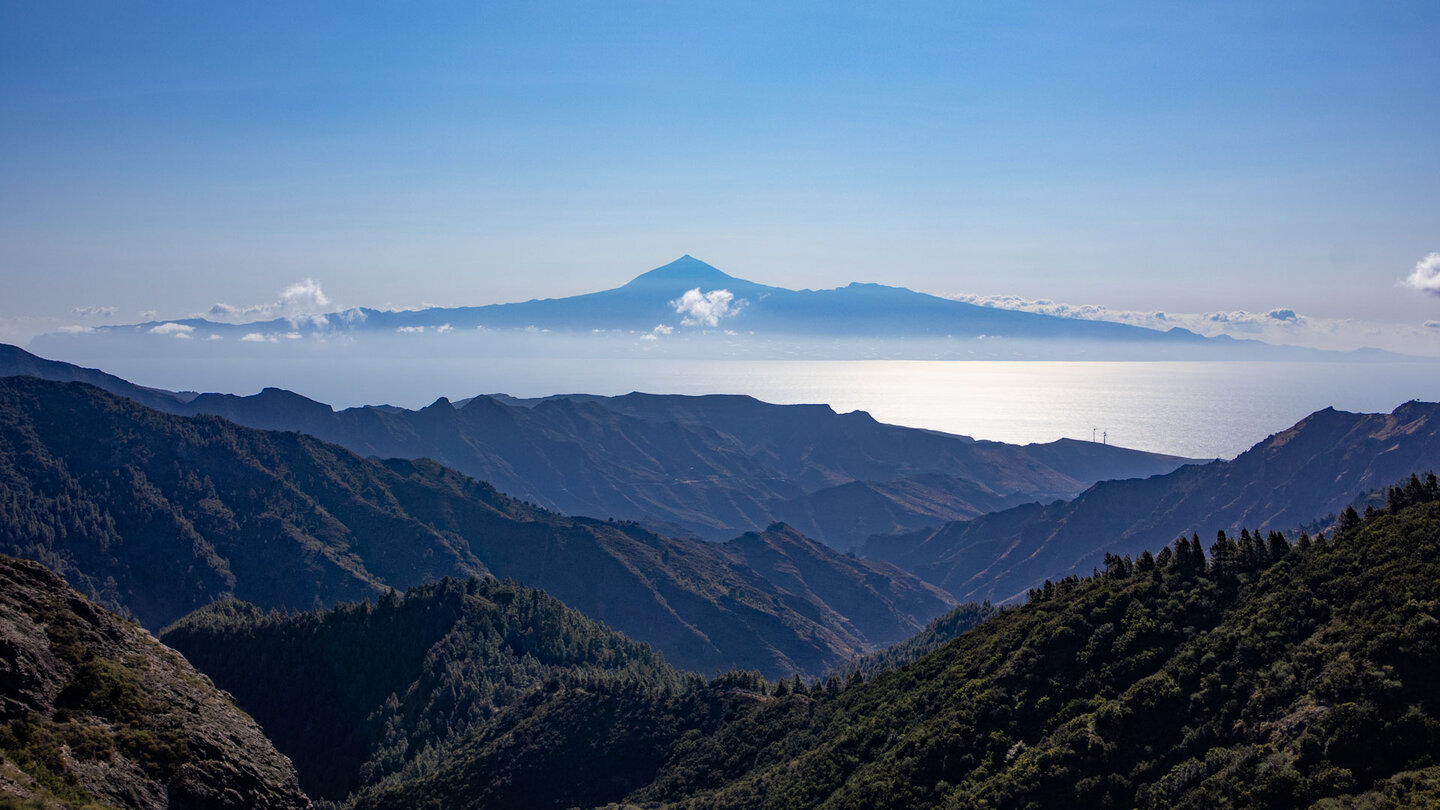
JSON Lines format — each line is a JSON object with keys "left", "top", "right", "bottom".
{"left": 865, "top": 399, "right": 1440, "bottom": 602}
{"left": 0, "top": 343, "right": 1196, "bottom": 548}
{"left": 0, "top": 375, "right": 951, "bottom": 677}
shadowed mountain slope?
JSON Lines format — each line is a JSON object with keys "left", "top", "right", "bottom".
{"left": 0, "top": 343, "right": 1196, "bottom": 547}
{"left": 865, "top": 400, "right": 1440, "bottom": 603}
{"left": 0, "top": 376, "right": 950, "bottom": 678}
{"left": 160, "top": 577, "right": 682, "bottom": 802}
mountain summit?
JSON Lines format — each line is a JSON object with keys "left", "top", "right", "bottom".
{"left": 619, "top": 255, "right": 759, "bottom": 293}
{"left": 30, "top": 256, "right": 1361, "bottom": 360}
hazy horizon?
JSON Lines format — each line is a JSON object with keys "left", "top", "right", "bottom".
{"left": 4, "top": 4, "right": 1439, "bottom": 354}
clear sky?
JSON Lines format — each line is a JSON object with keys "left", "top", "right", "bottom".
{"left": 3, "top": 1, "right": 1438, "bottom": 349}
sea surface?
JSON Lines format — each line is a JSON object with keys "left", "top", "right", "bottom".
{"left": 63, "top": 352, "right": 1440, "bottom": 460}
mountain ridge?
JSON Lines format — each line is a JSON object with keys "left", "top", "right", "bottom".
{"left": 863, "top": 398, "right": 1440, "bottom": 603}
{"left": 0, "top": 375, "right": 952, "bottom": 678}
{"left": 0, "top": 343, "right": 1196, "bottom": 548}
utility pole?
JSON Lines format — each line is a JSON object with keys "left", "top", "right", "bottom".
{"left": 1103, "top": 431, "right": 1107, "bottom": 445}
{"left": 1092, "top": 428, "right": 1097, "bottom": 442}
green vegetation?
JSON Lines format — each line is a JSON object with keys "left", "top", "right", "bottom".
{"left": 841, "top": 600, "right": 1000, "bottom": 680}
{"left": 162, "top": 576, "right": 684, "bottom": 801}
{"left": 334, "top": 474, "right": 1440, "bottom": 809}
{"left": 0, "top": 555, "right": 307, "bottom": 810}
{"left": 0, "top": 595, "right": 188, "bottom": 808}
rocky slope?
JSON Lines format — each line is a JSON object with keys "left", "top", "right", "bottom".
{"left": 0, "top": 554, "right": 310, "bottom": 809}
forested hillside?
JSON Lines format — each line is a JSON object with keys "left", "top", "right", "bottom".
{"left": 335, "top": 475, "right": 1440, "bottom": 809}
{"left": 0, "top": 376, "right": 948, "bottom": 677}
{"left": 161, "top": 577, "right": 682, "bottom": 801}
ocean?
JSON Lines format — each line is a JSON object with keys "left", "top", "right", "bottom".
{"left": 61, "top": 352, "right": 1440, "bottom": 460}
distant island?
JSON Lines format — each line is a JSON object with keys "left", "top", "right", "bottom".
{"left": 29, "top": 256, "right": 1400, "bottom": 361}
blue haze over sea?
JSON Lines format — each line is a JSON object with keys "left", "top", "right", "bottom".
{"left": 59, "top": 354, "right": 1440, "bottom": 461}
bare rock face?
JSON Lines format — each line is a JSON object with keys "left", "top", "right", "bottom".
{"left": 0, "top": 554, "right": 311, "bottom": 809}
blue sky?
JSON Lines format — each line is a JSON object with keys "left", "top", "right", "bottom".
{"left": 3, "top": 1, "right": 1438, "bottom": 349}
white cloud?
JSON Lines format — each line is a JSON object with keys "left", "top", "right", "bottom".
{"left": 946, "top": 292, "right": 1435, "bottom": 353}
{"left": 396, "top": 326, "right": 425, "bottom": 334}
{"left": 671, "top": 288, "right": 741, "bottom": 327}
{"left": 56, "top": 325, "right": 95, "bottom": 334}
{"left": 205, "top": 333, "right": 223, "bottom": 341}
{"left": 72, "top": 305, "right": 116, "bottom": 318}
{"left": 240, "top": 332, "right": 270, "bottom": 343}
{"left": 206, "top": 278, "right": 337, "bottom": 328}
{"left": 140, "top": 310, "right": 157, "bottom": 321}
{"left": 149, "top": 322, "right": 195, "bottom": 338}
{"left": 1402, "top": 253, "right": 1440, "bottom": 296}
{"left": 436, "top": 323, "right": 454, "bottom": 334}
{"left": 652, "top": 324, "right": 674, "bottom": 335}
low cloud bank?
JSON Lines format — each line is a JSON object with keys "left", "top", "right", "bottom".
{"left": 947, "top": 293, "right": 1433, "bottom": 353}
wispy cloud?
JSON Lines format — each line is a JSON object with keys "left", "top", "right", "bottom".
{"left": 1402, "top": 253, "right": 1440, "bottom": 297}
{"left": 946, "top": 293, "right": 1435, "bottom": 353}
{"left": 671, "top": 288, "right": 742, "bottom": 327}
{"left": 72, "top": 305, "right": 117, "bottom": 318}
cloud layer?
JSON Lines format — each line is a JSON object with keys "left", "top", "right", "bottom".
{"left": 947, "top": 293, "right": 1437, "bottom": 353}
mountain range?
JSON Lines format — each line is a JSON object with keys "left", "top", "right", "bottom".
{"left": 0, "top": 375, "right": 951, "bottom": 678}
{"left": 0, "top": 342, "right": 1195, "bottom": 548}
{"left": 864, "top": 399, "right": 1440, "bottom": 603}
{"left": 29, "top": 256, "right": 1384, "bottom": 360}
{"left": 160, "top": 478, "right": 1440, "bottom": 809}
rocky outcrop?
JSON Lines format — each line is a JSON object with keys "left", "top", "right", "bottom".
{"left": 0, "top": 554, "right": 310, "bottom": 809}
